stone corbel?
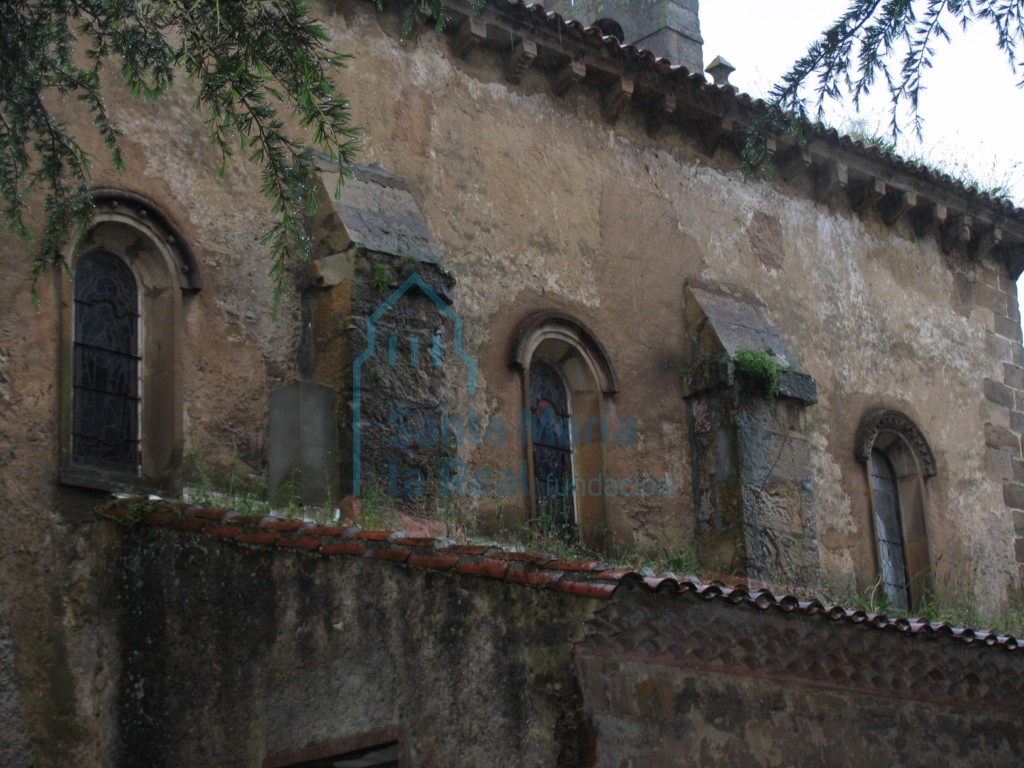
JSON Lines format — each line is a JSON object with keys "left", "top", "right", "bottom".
{"left": 941, "top": 214, "right": 972, "bottom": 254}
{"left": 451, "top": 16, "right": 487, "bottom": 59}
{"left": 552, "top": 60, "right": 586, "bottom": 96}
{"left": 309, "top": 253, "right": 353, "bottom": 288}
{"left": 814, "top": 161, "right": 848, "bottom": 204}
{"left": 506, "top": 38, "right": 537, "bottom": 84}
{"left": 602, "top": 76, "right": 634, "bottom": 124}
{"left": 697, "top": 118, "right": 733, "bottom": 158}
{"left": 972, "top": 226, "right": 1002, "bottom": 261}
{"left": 645, "top": 92, "right": 676, "bottom": 139}
{"left": 910, "top": 201, "right": 947, "bottom": 236}
{"left": 850, "top": 178, "right": 886, "bottom": 213}
{"left": 878, "top": 188, "right": 917, "bottom": 225}
{"left": 777, "top": 146, "right": 811, "bottom": 183}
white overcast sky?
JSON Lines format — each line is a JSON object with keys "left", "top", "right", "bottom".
{"left": 698, "top": 1, "right": 1024, "bottom": 206}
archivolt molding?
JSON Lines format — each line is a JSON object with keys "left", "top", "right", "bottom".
{"left": 855, "top": 408, "right": 937, "bottom": 478}
{"left": 509, "top": 310, "right": 618, "bottom": 394}
{"left": 85, "top": 188, "right": 201, "bottom": 292}
{"left": 58, "top": 187, "right": 192, "bottom": 495}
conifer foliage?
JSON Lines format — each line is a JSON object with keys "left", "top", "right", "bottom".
{"left": 786, "top": 1, "right": 1021, "bottom": 124}
{"left": 745, "top": 0, "right": 1024, "bottom": 176}
{"left": 1, "top": 0, "right": 360, "bottom": 300}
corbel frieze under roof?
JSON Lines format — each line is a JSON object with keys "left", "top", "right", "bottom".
{"left": 384, "top": 0, "right": 1024, "bottom": 275}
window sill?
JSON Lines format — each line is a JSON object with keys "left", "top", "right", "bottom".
{"left": 59, "top": 464, "right": 178, "bottom": 497}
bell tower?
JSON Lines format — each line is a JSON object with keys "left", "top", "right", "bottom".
{"left": 545, "top": 0, "right": 703, "bottom": 73}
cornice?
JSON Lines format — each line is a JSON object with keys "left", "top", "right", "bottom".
{"left": 383, "top": 0, "right": 1024, "bottom": 274}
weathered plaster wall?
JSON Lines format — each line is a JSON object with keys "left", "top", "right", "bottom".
{"left": 105, "top": 523, "right": 594, "bottom": 767}
{"left": 98, "top": 518, "right": 1024, "bottom": 767}
{"left": 0, "top": 52, "right": 302, "bottom": 764}
{"left": 317, "top": 1, "right": 1019, "bottom": 605}
{"left": 1, "top": 1, "right": 1023, "bottom": 762}
{"left": 0, "top": 608, "right": 31, "bottom": 767}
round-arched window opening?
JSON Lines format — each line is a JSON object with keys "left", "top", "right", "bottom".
{"left": 59, "top": 189, "right": 196, "bottom": 495}
{"left": 529, "top": 360, "right": 575, "bottom": 540}
{"left": 855, "top": 409, "right": 936, "bottom": 610}
{"left": 510, "top": 311, "right": 618, "bottom": 549}
{"left": 72, "top": 250, "right": 141, "bottom": 473}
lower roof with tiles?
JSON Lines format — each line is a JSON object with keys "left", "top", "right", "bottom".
{"left": 98, "top": 499, "right": 1024, "bottom": 654}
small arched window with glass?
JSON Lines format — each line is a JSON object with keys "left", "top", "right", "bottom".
{"left": 529, "top": 360, "right": 575, "bottom": 538}
{"left": 72, "top": 250, "right": 141, "bottom": 472}
{"left": 510, "top": 311, "right": 618, "bottom": 547}
{"left": 856, "top": 409, "right": 937, "bottom": 610}
{"left": 59, "top": 190, "right": 199, "bottom": 494}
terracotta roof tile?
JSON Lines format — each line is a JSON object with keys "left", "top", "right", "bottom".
{"left": 140, "top": 510, "right": 174, "bottom": 526}
{"left": 595, "top": 569, "right": 634, "bottom": 581}
{"left": 442, "top": 544, "right": 492, "bottom": 556}
{"left": 100, "top": 506, "right": 134, "bottom": 522}
{"left": 392, "top": 536, "right": 446, "bottom": 547}
{"left": 259, "top": 518, "right": 304, "bottom": 533}
{"left": 97, "top": 503, "right": 1024, "bottom": 653}
{"left": 274, "top": 536, "right": 322, "bottom": 551}
{"left": 455, "top": 560, "right": 510, "bottom": 580}
{"left": 366, "top": 546, "right": 412, "bottom": 563}
{"left": 187, "top": 507, "right": 230, "bottom": 522}
{"left": 355, "top": 530, "right": 400, "bottom": 541}
{"left": 304, "top": 524, "right": 350, "bottom": 537}
{"left": 406, "top": 554, "right": 461, "bottom": 571}
{"left": 642, "top": 576, "right": 678, "bottom": 592}
{"left": 203, "top": 525, "right": 242, "bottom": 540}
{"left": 555, "top": 580, "right": 618, "bottom": 599}
{"left": 320, "top": 541, "right": 366, "bottom": 557}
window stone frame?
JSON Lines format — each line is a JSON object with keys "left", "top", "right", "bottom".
{"left": 856, "top": 408, "right": 937, "bottom": 608}
{"left": 58, "top": 189, "right": 198, "bottom": 495}
{"left": 510, "top": 310, "right": 617, "bottom": 547}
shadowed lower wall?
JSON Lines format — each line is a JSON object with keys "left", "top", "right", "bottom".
{"left": 99, "top": 513, "right": 1024, "bottom": 768}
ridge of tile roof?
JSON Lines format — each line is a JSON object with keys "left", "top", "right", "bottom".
{"left": 454, "top": 0, "right": 1024, "bottom": 225}
{"left": 99, "top": 500, "right": 1024, "bottom": 654}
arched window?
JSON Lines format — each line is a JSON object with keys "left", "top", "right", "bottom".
{"left": 529, "top": 361, "right": 575, "bottom": 538}
{"left": 856, "top": 409, "right": 937, "bottom": 610}
{"left": 59, "top": 190, "right": 199, "bottom": 494}
{"left": 510, "top": 311, "right": 617, "bottom": 546}
{"left": 869, "top": 448, "right": 911, "bottom": 610}
{"left": 72, "top": 250, "right": 141, "bottom": 472}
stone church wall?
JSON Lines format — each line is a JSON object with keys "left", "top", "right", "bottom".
{"left": 0, "top": 1, "right": 1023, "bottom": 763}
{"left": 89, "top": 512, "right": 1024, "bottom": 766}
{"left": 309, "top": 2, "right": 1019, "bottom": 606}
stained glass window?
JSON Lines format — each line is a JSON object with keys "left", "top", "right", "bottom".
{"left": 72, "top": 250, "right": 141, "bottom": 472}
{"left": 530, "top": 361, "right": 575, "bottom": 539}
{"left": 870, "top": 448, "right": 910, "bottom": 611}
